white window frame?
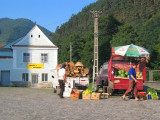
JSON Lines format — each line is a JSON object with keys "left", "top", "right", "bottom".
{"left": 42, "top": 73, "right": 48, "bottom": 82}
{"left": 23, "top": 53, "right": 30, "bottom": 63}
{"left": 41, "top": 53, "right": 48, "bottom": 63}
{"left": 22, "top": 73, "right": 29, "bottom": 81}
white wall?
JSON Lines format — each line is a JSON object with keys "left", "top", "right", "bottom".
{"left": 11, "top": 47, "right": 58, "bottom": 83}
{"left": 13, "top": 47, "right": 58, "bottom": 69}
{"left": 10, "top": 69, "right": 56, "bottom": 82}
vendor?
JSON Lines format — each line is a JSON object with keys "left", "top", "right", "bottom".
{"left": 122, "top": 62, "right": 139, "bottom": 101}
{"left": 58, "top": 63, "right": 67, "bottom": 98}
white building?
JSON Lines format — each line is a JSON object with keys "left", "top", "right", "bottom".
{"left": 0, "top": 25, "right": 58, "bottom": 87}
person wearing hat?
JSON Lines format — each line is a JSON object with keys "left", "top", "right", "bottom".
{"left": 122, "top": 62, "right": 139, "bottom": 101}
{"left": 58, "top": 63, "right": 67, "bottom": 98}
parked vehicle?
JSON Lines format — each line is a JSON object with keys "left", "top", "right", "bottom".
{"left": 94, "top": 62, "right": 108, "bottom": 92}
{"left": 94, "top": 47, "right": 147, "bottom": 93}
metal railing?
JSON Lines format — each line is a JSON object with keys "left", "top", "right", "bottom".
{"left": 147, "top": 70, "right": 160, "bottom": 82}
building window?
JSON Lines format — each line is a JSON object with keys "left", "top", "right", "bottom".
{"left": 31, "top": 35, "right": 33, "bottom": 37}
{"left": 42, "top": 73, "right": 48, "bottom": 81}
{"left": 22, "top": 73, "right": 28, "bottom": 81}
{"left": 38, "top": 35, "right": 40, "bottom": 38}
{"left": 41, "top": 53, "right": 48, "bottom": 63}
{"left": 23, "top": 53, "right": 30, "bottom": 62}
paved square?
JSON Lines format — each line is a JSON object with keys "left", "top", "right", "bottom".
{"left": 0, "top": 87, "right": 160, "bottom": 120}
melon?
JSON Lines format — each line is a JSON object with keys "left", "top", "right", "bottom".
{"left": 121, "top": 69, "right": 125, "bottom": 74}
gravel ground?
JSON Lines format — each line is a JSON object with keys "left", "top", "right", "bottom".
{"left": 0, "top": 87, "right": 160, "bottom": 120}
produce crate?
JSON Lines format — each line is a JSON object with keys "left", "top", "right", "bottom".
{"left": 91, "top": 93, "right": 101, "bottom": 100}
{"left": 70, "top": 93, "right": 80, "bottom": 100}
{"left": 138, "top": 92, "right": 147, "bottom": 100}
{"left": 138, "top": 95, "right": 147, "bottom": 100}
{"left": 71, "top": 89, "right": 80, "bottom": 94}
{"left": 82, "top": 94, "right": 91, "bottom": 100}
{"left": 70, "top": 89, "right": 80, "bottom": 100}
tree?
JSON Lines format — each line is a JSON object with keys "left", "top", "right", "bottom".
{"left": 139, "top": 14, "right": 160, "bottom": 69}
{"left": 80, "top": 15, "right": 121, "bottom": 72}
{"left": 149, "top": 37, "right": 160, "bottom": 69}
{"left": 80, "top": 29, "right": 94, "bottom": 72}
{"left": 110, "top": 24, "right": 139, "bottom": 47}
{"left": 98, "top": 15, "right": 121, "bottom": 66}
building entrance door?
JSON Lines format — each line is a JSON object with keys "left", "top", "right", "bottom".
{"left": 1, "top": 71, "right": 10, "bottom": 86}
{"left": 31, "top": 74, "right": 38, "bottom": 87}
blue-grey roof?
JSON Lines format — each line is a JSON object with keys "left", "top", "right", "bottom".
{"left": 3, "top": 37, "right": 23, "bottom": 49}
{"left": 0, "top": 37, "right": 23, "bottom": 57}
{"left": 0, "top": 49, "right": 12, "bottom": 57}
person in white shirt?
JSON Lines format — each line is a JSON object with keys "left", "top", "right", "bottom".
{"left": 58, "top": 63, "right": 67, "bottom": 98}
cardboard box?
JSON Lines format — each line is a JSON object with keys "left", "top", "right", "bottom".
{"left": 71, "top": 89, "right": 80, "bottom": 94}
{"left": 70, "top": 93, "right": 80, "bottom": 99}
{"left": 70, "top": 89, "right": 80, "bottom": 100}
{"left": 82, "top": 94, "right": 91, "bottom": 100}
{"left": 91, "top": 93, "right": 101, "bottom": 100}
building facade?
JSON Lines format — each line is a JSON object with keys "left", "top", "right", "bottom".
{"left": 0, "top": 25, "right": 58, "bottom": 87}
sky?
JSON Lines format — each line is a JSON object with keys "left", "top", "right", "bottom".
{"left": 0, "top": 0, "right": 98, "bottom": 32}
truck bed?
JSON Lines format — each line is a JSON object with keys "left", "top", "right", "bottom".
{"left": 113, "top": 77, "right": 144, "bottom": 90}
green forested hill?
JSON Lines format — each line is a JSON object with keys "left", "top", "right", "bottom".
{"left": 50, "top": 0, "right": 160, "bottom": 71}
{"left": 0, "top": 18, "right": 51, "bottom": 44}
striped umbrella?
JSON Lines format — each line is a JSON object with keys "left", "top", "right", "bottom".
{"left": 114, "top": 44, "right": 150, "bottom": 57}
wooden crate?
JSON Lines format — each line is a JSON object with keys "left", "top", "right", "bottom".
{"left": 70, "top": 93, "right": 80, "bottom": 100}
{"left": 91, "top": 93, "right": 101, "bottom": 100}
{"left": 82, "top": 94, "right": 91, "bottom": 100}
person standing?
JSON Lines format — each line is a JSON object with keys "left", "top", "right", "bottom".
{"left": 122, "top": 62, "right": 139, "bottom": 101}
{"left": 58, "top": 63, "right": 67, "bottom": 98}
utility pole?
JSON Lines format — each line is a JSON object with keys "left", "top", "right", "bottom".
{"left": 90, "top": 10, "right": 102, "bottom": 88}
{"left": 70, "top": 42, "right": 72, "bottom": 62}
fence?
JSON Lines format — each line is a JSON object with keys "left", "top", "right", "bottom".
{"left": 147, "top": 70, "right": 160, "bottom": 82}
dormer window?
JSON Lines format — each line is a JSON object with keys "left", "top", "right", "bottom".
{"left": 39, "top": 35, "right": 40, "bottom": 38}
{"left": 31, "top": 35, "right": 33, "bottom": 37}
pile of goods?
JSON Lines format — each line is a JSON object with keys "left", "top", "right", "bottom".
{"left": 147, "top": 88, "right": 159, "bottom": 100}
{"left": 82, "top": 89, "right": 92, "bottom": 94}
{"left": 136, "top": 71, "right": 143, "bottom": 78}
{"left": 114, "top": 69, "right": 143, "bottom": 78}
{"left": 56, "top": 61, "right": 89, "bottom": 77}
{"left": 138, "top": 92, "right": 147, "bottom": 100}
{"left": 82, "top": 90, "right": 101, "bottom": 100}
{"left": 114, "top": 69, "right": 129, "bottom": 78}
